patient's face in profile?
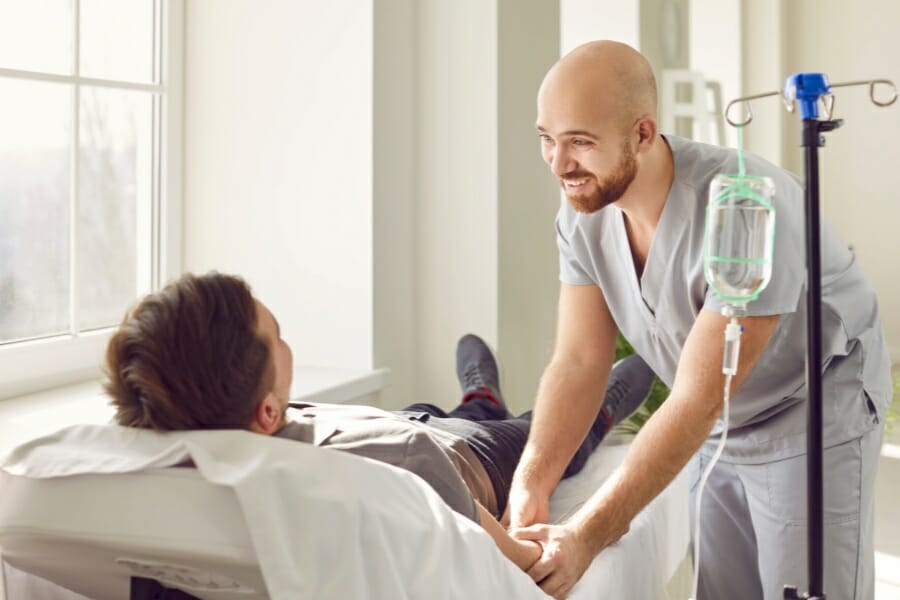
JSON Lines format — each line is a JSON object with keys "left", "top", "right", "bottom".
{"left": 254, "top": 300, "right": 294, "bottom": 425}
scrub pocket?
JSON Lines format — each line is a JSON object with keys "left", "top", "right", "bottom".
{"left": 757, "top": 438, "right": 865, "bottom": 599}
{"left": 766, "top": 438, "right": 861, "bottom": 527}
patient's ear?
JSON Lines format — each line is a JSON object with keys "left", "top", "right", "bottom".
{"left": 248, "top": 392, "right": 282, "bottom": 435}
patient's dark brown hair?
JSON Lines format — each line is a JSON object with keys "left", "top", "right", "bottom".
{"left": 105, "top": 272, "right": 273, "bottom": 431}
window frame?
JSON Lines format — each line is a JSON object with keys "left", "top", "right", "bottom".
{"left": 0, "top": 0, "right": 183, "bottom": 400}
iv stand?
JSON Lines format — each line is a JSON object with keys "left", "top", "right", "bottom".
{"left": 724, "top": 74, "right": 897, "bottom": 600}
{"left": 786, "top": 73, "right": 841, "bottom": 600}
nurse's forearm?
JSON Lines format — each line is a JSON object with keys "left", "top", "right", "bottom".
{"left": 568, "top": 311, "right": 780, "bottom": 555}
{"left": 515, "top": 359, "right": 608, "bottom": 496}
{"left": 569, "top": 388, "right": 719, "bottom": 554}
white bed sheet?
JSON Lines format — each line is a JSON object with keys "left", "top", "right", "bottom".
{"left": 551, "top": 433, "right": 691, "bottom": 599}
{"left": 0, "top": 424, "right": 689, "bottom": 600}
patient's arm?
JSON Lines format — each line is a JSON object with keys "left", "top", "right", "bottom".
{"left": 476, "top": 502, "right": 541, "bottom": 571}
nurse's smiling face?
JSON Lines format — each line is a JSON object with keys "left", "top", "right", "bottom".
{"left": 535, "top": 41, "right": 658, "bottom": 215}
{"left": 536, "top": 119, "right": 638, "bottom": 214}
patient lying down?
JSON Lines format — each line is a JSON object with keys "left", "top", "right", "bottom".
{"left": 104, "top": 272, "right": 653, "bottom": 576}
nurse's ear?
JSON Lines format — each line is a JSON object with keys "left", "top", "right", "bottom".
{"left": 634, "top": 116, "right": 657, "bottom": 153}
{"left": 248, "top": 392, "right": 282, "bottom": 435}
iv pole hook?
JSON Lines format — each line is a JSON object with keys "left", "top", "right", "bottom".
{"left": 724, "top": 78, "right": 897, "bottom": 128}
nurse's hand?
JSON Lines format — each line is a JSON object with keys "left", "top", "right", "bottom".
{"left": 506, "top": 484, "right": 550, "bottom": 529}
{"left": 511, "top": 522, "right": 593, "bottom": 600}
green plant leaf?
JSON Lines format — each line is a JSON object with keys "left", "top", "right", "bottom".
{"left": 888, "top": 366, "right": 900, "bottom": 432}
{"left": 615, "top": 332, "right": 669, "bottom": 431}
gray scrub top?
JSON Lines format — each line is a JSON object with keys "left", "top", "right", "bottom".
{"left": 556, "top": 135, "right": 891, "bottom": 463}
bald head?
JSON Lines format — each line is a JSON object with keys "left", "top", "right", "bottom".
{"left": 536, "top": 41, "right": 666, "bottom": 213}
{"left": 539, "top": 40, "right": 657, "bottom": 133}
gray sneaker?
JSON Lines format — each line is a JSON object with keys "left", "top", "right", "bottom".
{"left": 598, "top": 354, "right": 655, "bottom": 432}
{"left": 455, "top": 334, "right": 506, "bottom": 410}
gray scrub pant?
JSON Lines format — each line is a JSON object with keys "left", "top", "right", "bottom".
{"left": 690, "top": 422, "right": 884, "bottom": 600}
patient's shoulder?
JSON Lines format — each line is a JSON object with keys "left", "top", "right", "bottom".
{"left": 273, "top": 421, "right": 314, "bottom": 443}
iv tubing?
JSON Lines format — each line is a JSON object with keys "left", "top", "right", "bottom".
{"left": 690, "top": 315, "right": 742, "bottom": 600}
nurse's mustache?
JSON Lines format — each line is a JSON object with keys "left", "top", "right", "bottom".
{"left": 560, "top": 171, "right": 595, "bottom": 180}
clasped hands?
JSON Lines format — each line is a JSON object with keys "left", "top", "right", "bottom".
{"left": 503, "top": 489, "right": 594, "bottom": 599}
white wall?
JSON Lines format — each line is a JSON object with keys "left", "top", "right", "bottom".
{"left": 373, "top": 0, "right": 417, "bottom": 407}
{"left": 497, "top": 0, "right": 562, "bottom": 415}
{"left": 413, "top": 0, "right": 500, "bottom": 408}
{"left": 183, "top": 0, "right": 374, "bottom": 370}
{"left": 409, "top": 1, "right": 562, "bottom": 414}
{"left": 559, "top": 0, "right": 640, "bottom": 54}
{"left": 690, "top": 0, "right": 741, "bottom": 148}
{"left": 183, "top": 1, "right": 561, "bottom": 412}
{"left": 561, "top": 0, "right": 639, "bottom": 53}
{"left": 740, "top": 0, "right": 788, "bottom": 165}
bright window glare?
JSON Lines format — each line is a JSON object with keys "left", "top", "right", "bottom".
{"left": 80, "top": 0, "right": 155, "bottom": 83}
{"left": 77, "top": 87, "right": 151, "bottom": 330}
{"left": 0, "top": 0, "right": 73, "bottom": 74}
{"left": 0, "top": 1, "right": 160, "bottom": 346}
{"left": 0, "top": 79, "right": 71, "bottom": 155}
{"left": 0, "top": 79, "right": 72, "bottom": 343}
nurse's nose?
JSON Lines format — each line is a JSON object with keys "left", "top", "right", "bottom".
{"left": 549, "top": 145, "right": 576, "bottom": 178}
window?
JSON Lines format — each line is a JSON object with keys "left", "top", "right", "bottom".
{"left": 0, "top": 0, "right": 182, "bottom": 399}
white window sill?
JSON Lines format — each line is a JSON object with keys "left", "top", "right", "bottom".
{"left": 881, "top": 442, "right": 900, "bottom": 460}
{"left": 0, "top": 365, "right": 390, "bottom": 459}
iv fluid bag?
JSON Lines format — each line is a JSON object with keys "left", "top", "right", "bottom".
{"left": 704, "top": 174, "right": 776, "bottom": 304}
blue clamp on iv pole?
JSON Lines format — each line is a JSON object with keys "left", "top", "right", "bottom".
{"left": 785, "top": 72, "right": 832, "bottom": 119}
{"left": 723, "top": 72, "right": 896, "bottom": 600}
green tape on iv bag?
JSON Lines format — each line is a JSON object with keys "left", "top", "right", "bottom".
{"left": 704, "top": 124, "right": 777, "bottom": 305}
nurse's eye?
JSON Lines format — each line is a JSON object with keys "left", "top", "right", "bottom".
{"left": 572, "top": 138, "right": 592, "bottom": 147}
{"left": 538, "top": 134, "right": 554, "bottom": 144}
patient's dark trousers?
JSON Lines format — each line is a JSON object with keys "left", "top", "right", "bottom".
{"left": 398, "top": 398, "right": 611, "bottom": 520}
